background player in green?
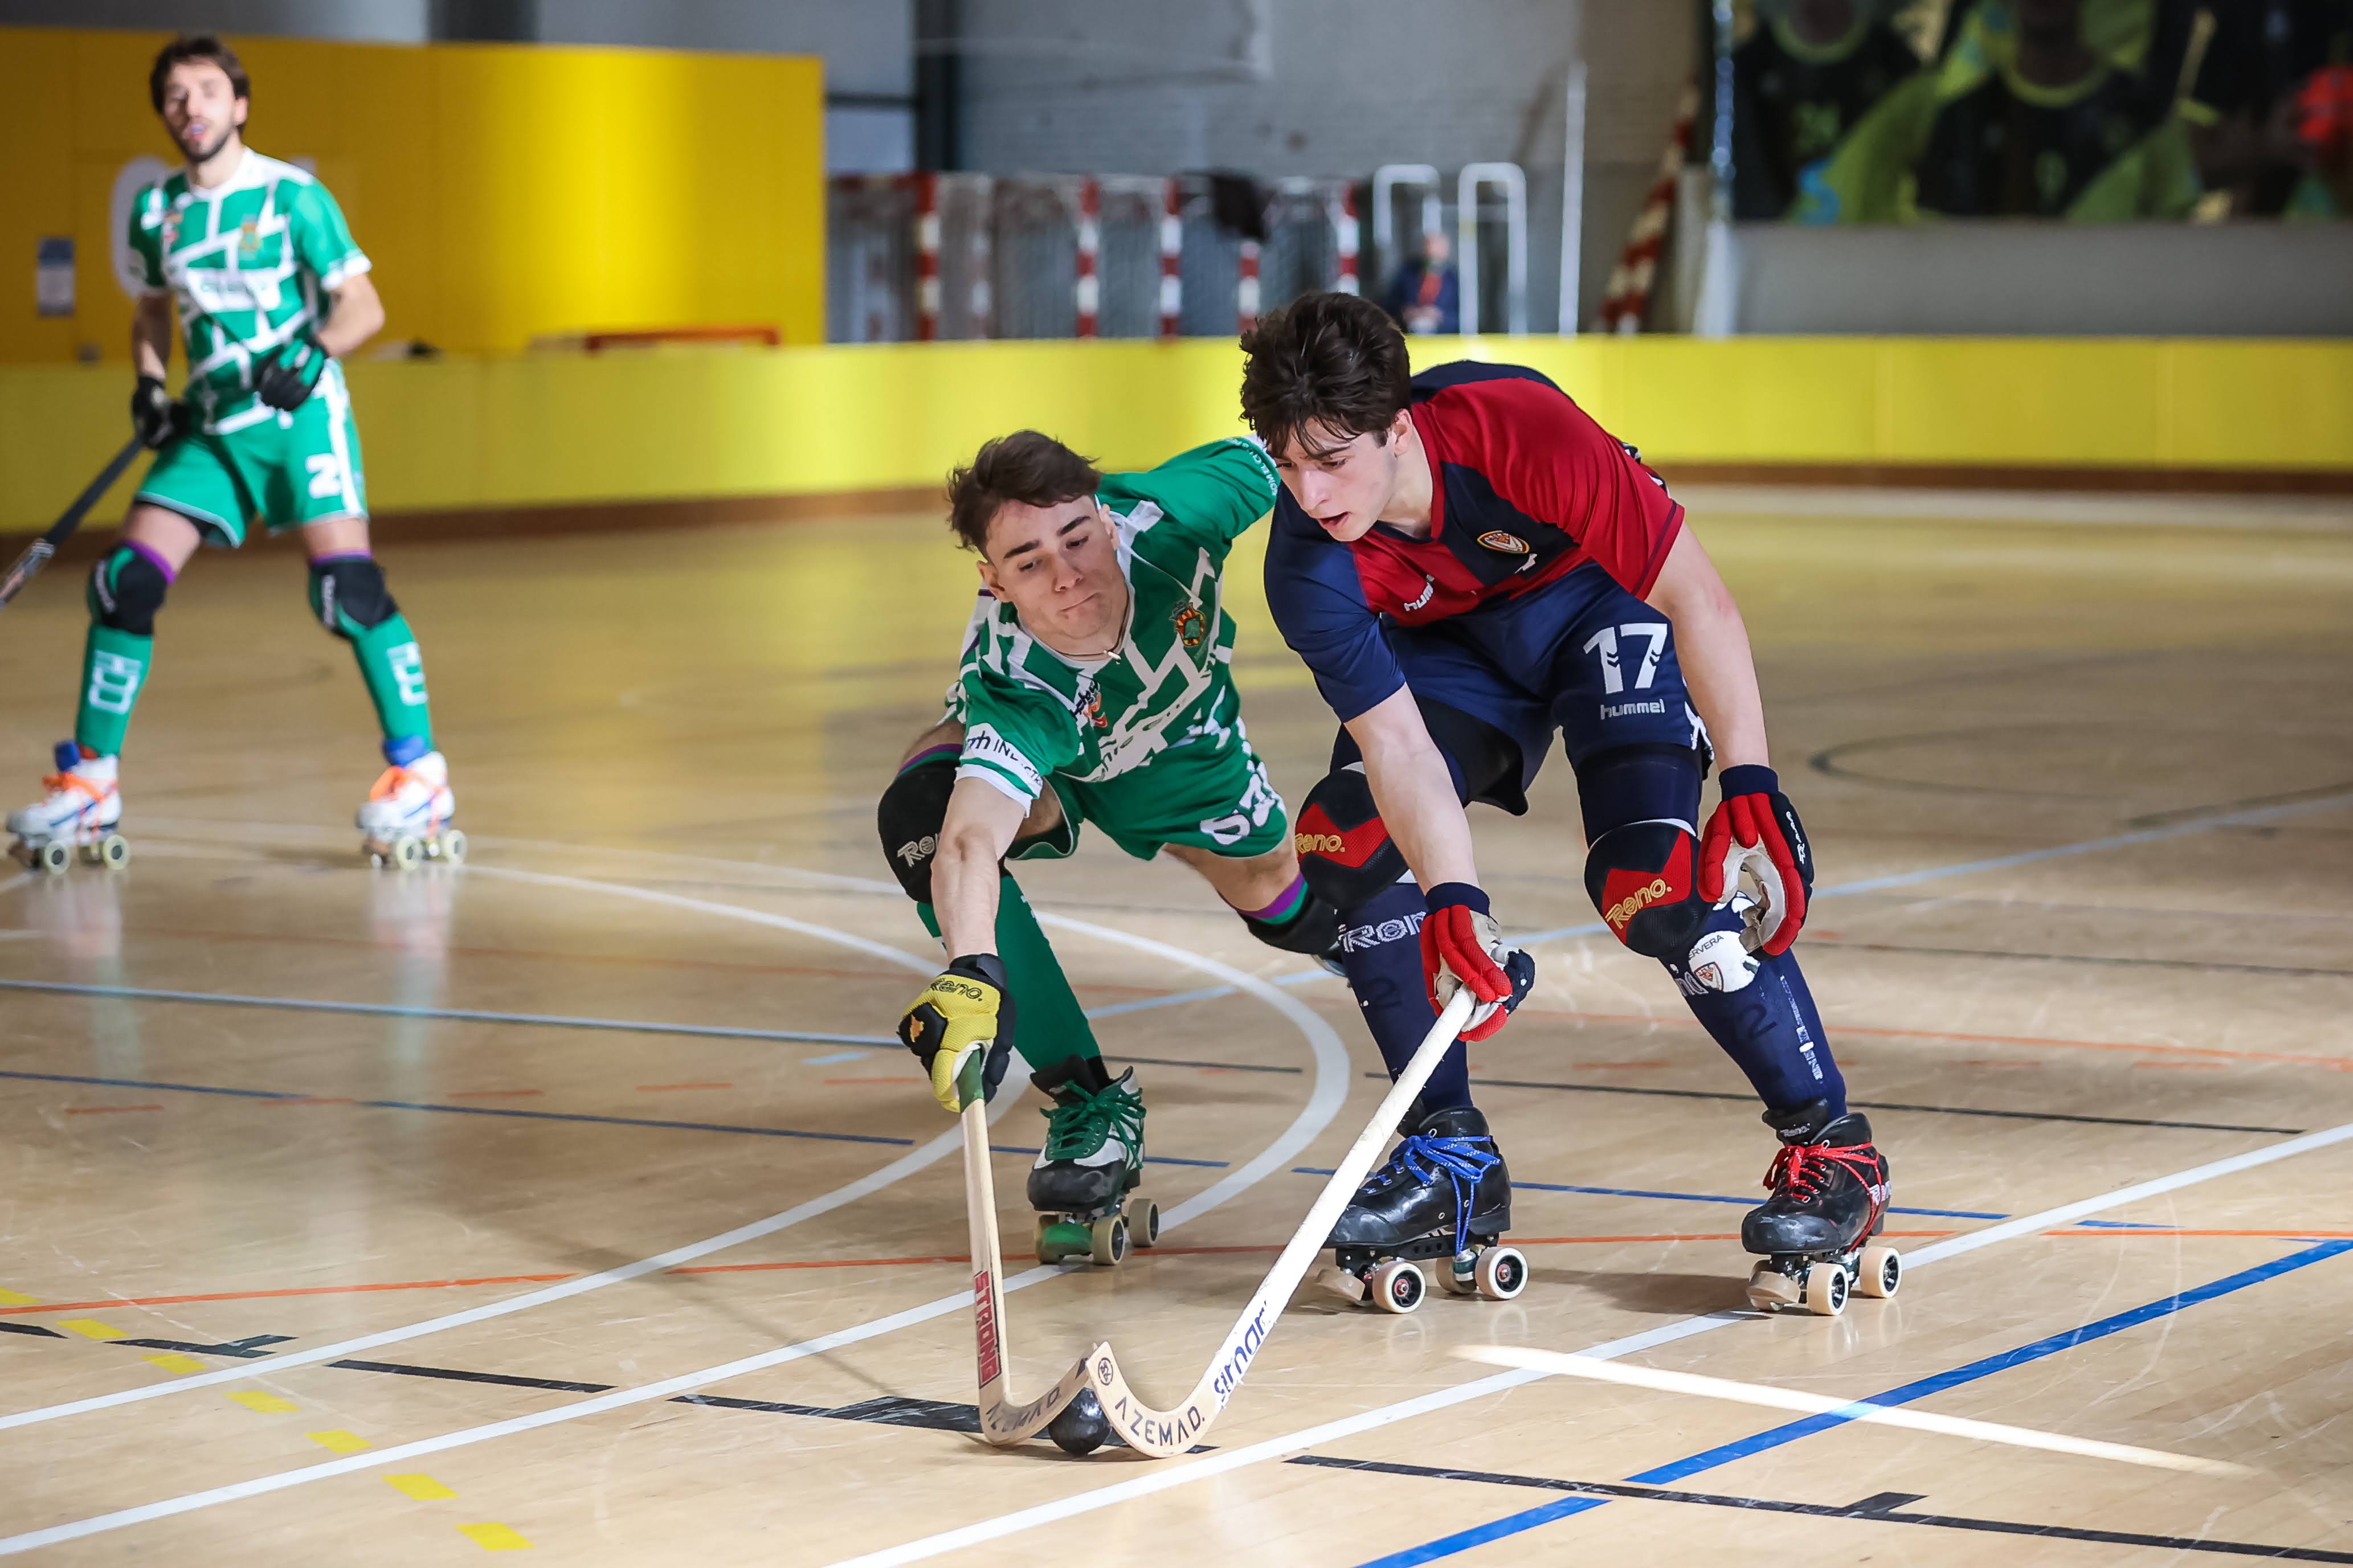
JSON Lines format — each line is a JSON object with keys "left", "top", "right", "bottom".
{"left": 881, "top": 431, "right": 1344, "bottom": 1263}
{"left": 6, "top": 35, "right": 457, "bottom": 869}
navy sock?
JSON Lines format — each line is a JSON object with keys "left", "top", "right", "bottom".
{"left": 1338, "top": 879, "right": 1473, "bottom": 1114}
{"left": 1663, "top": 901, "right": 1845, "bottom": 1119}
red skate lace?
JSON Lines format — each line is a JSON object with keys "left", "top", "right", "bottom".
{"left": 42, "top": 771, "right": 113, "bottom": 806}
{"left": 1763, "top": 1141, "right": 1879, "bottom": 1205}
{"left": 367, "top": 764, "right": 417, "bottom": 801}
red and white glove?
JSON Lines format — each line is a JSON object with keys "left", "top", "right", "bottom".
{"left": 1420, "top": 883, "right": 1536, "bottom": 1042}
{"left": 1697, "top": 765, "right": 1815, "bottom": 956}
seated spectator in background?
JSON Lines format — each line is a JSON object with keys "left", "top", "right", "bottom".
{"left": 2286, "top": 63, "right": 2353, "bottom": 215}
{"left": 1733, "top": 0, "right": 1927, "bottom": 218}
{"left": 1805, "top": 0, "right": 2199, "bottom": 218}
{"left": 2182, "top": 0, "right": 2353, "bottom": 215}
{"left": 1941, "top": 0, "right": 2173, "bottom": 75}
{"left": 1380, "top": 231, "right": 1459, "bottom": 334}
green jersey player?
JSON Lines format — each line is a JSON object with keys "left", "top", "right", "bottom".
{"left": 6, "top": 35, "right": 457, "bottom": 873}
{"left": 881, "top": 431, "right": 1344, "bottom": 1265}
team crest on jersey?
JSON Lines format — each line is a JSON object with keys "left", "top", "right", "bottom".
{"left": 1477, "top": 530, "right": 1531, "bottom": 555}
{"left": 1173, "top": 601, "right": 1207, "bottom": 650}
{"left": 1076, "top": 682, "right": 1109, "bottom": 731}
{"left": 237, "top": 219, "right": 263, "bottom": 261}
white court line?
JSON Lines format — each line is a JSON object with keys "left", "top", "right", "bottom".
{"left": 0, "top": 862, "right": 947, "bottom": 1435}
{"left": 1455, "top": 1348, "right": 2248, "bottom": 1477}
{"left": 818, "top": 1117, "right": 2353, "bottom": 1567}
{"left": 0, "top": 898, "right": 1353, "bottom": 1554}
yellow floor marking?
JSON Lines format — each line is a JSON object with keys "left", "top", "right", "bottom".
{"left": 385, "top": 1474, "right": 458, "bottom": 1501}
{"left": 457, "top": 1522, "right": 533, "bottom": 1551}
{"left": 306, "top": 1429, "right": 371, "bottom": 1454}
{"left": 58, "top": 1319, "right": 125, "bottom": 1340}
{"left": 0, "top": 1288, "right": 38, "bottom": 1307}
{"left": 141, "top": 1353, "right": 206, "bottom": 1375}
{"left": 227, "top": 1390, "right": 299, "bottom": 1414}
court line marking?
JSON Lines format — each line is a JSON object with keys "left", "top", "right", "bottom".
{"left": 814, "top": 1115, "right": 2353, "bottom": 1567}
{"left": 1375, "top": 1240, "right": 2351, "bottom": 1565}
{"left": 0, "top": 895, "right": 1353, "bottom": 1553}
{"left": 0, "top": 977, "right": 890, "bottom": 1047}
{"left": 1456, "top": 1346, "right": 2248, "bottom": 1477}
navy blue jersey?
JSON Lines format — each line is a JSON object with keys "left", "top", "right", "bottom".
{"left": 1263, "top": 361, "right": 1685, "bottom": 722}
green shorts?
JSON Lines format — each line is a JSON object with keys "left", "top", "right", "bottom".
{"left": 1014, "top": 730, "right": 1291, "bottom": 865}
{"left": 134, "top": 366, "right": 367, "bottom": 547}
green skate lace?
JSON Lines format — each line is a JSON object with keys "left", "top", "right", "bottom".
{"left": 1039, "top": 1079, "right": 1145, "bottom": 1163}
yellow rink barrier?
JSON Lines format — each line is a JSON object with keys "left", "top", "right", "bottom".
{"left": 0, "top": 335, "right": 2346, "bottom": 534}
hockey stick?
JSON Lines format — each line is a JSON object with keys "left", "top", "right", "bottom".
{"left": 964, "top": 988, "right": 1479, "bottom": 1459}
{"left": 0, "top": 436, "right": 146, "bottom": 615}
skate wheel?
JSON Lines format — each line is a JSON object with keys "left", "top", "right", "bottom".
{"left": 32, "top": 840, "right": 69, "bottom": 875}
{"left": 1855, "top": 1244, "right": 1902, "bottom": 1300}
{"left": 436, "top": 828, "right": 467, "bottom": 865}
{"left": 1474, "top": 1245, "right": 1529, "bottom": 1302}
{"left": 1367, "top": 1259, "right": 1424, "bottom": 1316}
{"left": 390, "top": 836, "right": 424, "bottom": 870}
{"left": 1122, "top": 1196, "right": 1159, "bottom": 1249}
{"left": 1036, "top": 1218, "right": 1090, "bottom": 1266}
{"left": 1090, "top": 1213, "right": 1129, "bottom": 1267}
{"left": 1440, "top": 1250, "right": 1478, "bottom": 1296}
{"left": 91, "top": 834, "right": 130, "bottom": 870}
{"left": 1746, "top": 1263, "right": 1799, "bottom": 1312}
{"left": 1803, "top": 1261, "right": 1849, "bottom": 1317}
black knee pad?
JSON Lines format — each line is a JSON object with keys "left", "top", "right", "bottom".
{"left": 308, "top": 555, "right": 399, "bottom": 638}
{"left": 1584, "top": 817, "right": 1711, "bottom": 959}
{"left": 1241, "top": 886, "right": 1343, "bottom": 956}
{"left": 87, "top": 546, "right": 170, "bottom": 636}
{"left": 877, "top": 755, "right": 957, "bottom": 902}
{"left": 1294, "top": 765, "right": 1410, "bottom": 910}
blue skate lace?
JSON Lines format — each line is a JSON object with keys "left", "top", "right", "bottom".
{"left": 1372, "top": 1133, "right": 1500, "bottom": 1255}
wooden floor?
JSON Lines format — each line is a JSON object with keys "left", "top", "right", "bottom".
{"left": 2, "top": 488, "right": 2350, "bottom": 1566}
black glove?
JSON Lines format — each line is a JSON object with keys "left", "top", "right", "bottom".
{"left": 254, "top": 331, "right": 329, "bottom": 411}
{"left": 130, "top": 375, "right": 184, "bottom": 449}
{"left": 897, "top": 953, "right": 1015, "bottom": 1113}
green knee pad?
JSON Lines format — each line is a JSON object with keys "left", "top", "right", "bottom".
{"left": 75, "top": 624, "right": 152, "bottom": 757}
{"left": 918, "top": 875, "right": 1101, "bottom": 1075}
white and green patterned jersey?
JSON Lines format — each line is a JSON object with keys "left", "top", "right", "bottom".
{"left": 949, "top": 437, "right": 1281, "bottom": 804}
{"left": 127, "top": 149, "right": 370, "bottom": 435}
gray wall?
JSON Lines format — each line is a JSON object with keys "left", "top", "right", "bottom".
{"left": 1735, "top": 222, "right": 2353, "bottom": 336}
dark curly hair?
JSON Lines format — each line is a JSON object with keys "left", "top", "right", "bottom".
{"left": 1237, "top": 292, "right": 1413, "bottom": 461}
{"left": 945, "top": 431, "right": 1102, "bottom": 555}
{"left": 150, "top": 34, "right": 250, "bottom": 113}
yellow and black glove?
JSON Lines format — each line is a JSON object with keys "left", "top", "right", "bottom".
{"left": 897, "top": 953, "right": 1015, "bottom": 1113}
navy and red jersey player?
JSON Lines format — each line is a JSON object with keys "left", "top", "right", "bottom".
{"left": 1241, "top": 294, "right": 1892, "bottom": 1303}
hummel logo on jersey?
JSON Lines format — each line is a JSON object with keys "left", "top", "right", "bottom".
{"left": 1403, "top": 577, "right": 1436, "bottom": 612}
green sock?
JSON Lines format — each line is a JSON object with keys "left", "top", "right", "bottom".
{"left": 346, "top": 612, "right": 435, "bottom": 752}
{"left": 74, "top": 624, "right": 152, "bottom": 756}
{"left": 918, "top": 875, "right": 1101, "bottom": 1076}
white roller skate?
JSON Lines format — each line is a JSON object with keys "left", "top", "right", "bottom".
{"left": 6, "top": 743, "right": 129, "bottom": 874}
{"left": 357, "top": 748, "right": 464, "bottom": 869}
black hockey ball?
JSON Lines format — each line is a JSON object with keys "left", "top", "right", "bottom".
{"left": 1047, "top": 1389, "right": 1110, "bottom": 1456}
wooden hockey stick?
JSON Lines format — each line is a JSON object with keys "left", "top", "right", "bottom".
{"left": 0, "top": 437, "right": 146, "bottom": 615}
{"left": 963, "top": 988, "right": 1478, "bottom": 1459}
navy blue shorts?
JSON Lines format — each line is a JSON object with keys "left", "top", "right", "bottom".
{"left": 1330, "top": 563, "right": 1708, "bottom": 813}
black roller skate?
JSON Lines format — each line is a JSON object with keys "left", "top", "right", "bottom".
{"left": 1027, "top": 1057, "right": 1157, "bottom": 1268}
{"left": 1321, "top": 1105, "right": 1526, "bottom": 1315}
{"left": 1741, "top": 1100, "right": 1899, "bottom": 1317}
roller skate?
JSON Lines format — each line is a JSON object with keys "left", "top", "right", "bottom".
{"left": 1741, "top": 1101, "right": 1899, "bottom": 1317}
{"left": 6, "top": 743, "right": 129, "bottom": 874}
{"left": 358, "top": 745, "right": 464, "bottom": 869}
{"left": 1028, "top": 1057, "right": 1156, "bottom": 1267}
{"left": 1320, "top": 1105, "right": 1525, "bottom": 1315}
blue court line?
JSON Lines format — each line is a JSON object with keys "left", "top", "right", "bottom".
{"left": 1288, "top": 1167, "right": 2004, "bottom": 1221}
{"left": 0, "top": 1069, "right": 915, "bottom": 1147}
{"left": 0, "top": 977, "right": 891, "bottom": 1049}
{"left": 1354, "top": 1238, "right": 2353, "bottom": 1568}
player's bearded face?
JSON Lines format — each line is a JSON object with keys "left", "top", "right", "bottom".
{"left": 978, "top": 497, "right": 1130, "bottom": 656}
{"left": 161, "top": 63, "right": 246, "bottom": 165}
{"left": 1274, "top": 419, "right": 1404, "bottom": 543}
